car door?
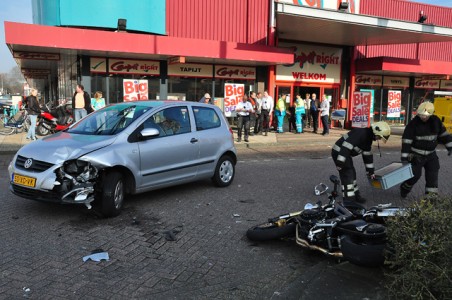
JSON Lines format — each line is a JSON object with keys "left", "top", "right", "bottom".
{"left": 193, "top": 105, "right": 225, "bottom": 177}
{"left": 137, "top": 106, "right": 200, "bottom": 189}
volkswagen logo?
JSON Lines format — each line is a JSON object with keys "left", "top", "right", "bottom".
{"left": 24, "top": 158, "right": 33, "bottom": 169}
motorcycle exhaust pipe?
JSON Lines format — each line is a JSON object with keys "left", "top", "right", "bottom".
{"left": 296, "top": 226, "right": 343, "bottom": 257}
{"left": 296, "top": 237, "right": 343, "bottom": 257}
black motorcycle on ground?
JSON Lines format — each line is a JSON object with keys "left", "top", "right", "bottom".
{"left": 246, "top": 175, "right": 406, "bottom": 267}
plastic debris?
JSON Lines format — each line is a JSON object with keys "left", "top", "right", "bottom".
{"left": 83, "top": 249, "right": 109, "bottom": 262}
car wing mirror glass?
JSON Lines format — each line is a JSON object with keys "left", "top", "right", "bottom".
{"left": 140, "top": 128, "right": 160, "bottom": 138}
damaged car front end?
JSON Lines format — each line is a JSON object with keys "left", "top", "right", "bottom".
{"left": 9, "top": 144, "right": 110, "bottom": 209}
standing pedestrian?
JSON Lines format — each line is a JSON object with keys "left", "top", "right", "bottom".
{"left": 235, "top": 94, "right": 254, "bottom": 142}
{"left": 91, "top": 91, "right": 105, "bottom": 111}
{"left": 332, "top": 121, "right": 391, "bottom": 203}
{"left": 199, "top": 93, "right": 212, "bottom": 104}
{"left": 295, "top": 94, "right": 306, "bottom": 133}
{"left": 254, "top": 92, "right": 263, "bottom": 134}
{"left": 287, "top": 101, "right": 296, "bottom": 133}
{"left": 249, "top": 91, "right": 258, "bottom": 135}
{"left": 400, "top": 101, "right": 452, "bottom": 198}
{"left": 72, "top": 84, "right": 92, "bottom": 122}
{"left": 319, "top": 94, "right": 330, "bottom": 136}
{"left": 261, "top": 90, "right": 274, "bottom": 136}
{"left": 310, "top": 93, "right": 319, "bottom": 134}
{"left": 304, "top": 93, "right": 311, "bottom": 128}
{"left": 275, "top": 94, "right": 287, "bottom": 133}
{"left": 25, "top": 88, "right": 40, "bottom": 141}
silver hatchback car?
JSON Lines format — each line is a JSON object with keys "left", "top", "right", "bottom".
{"left": 9, "top": 101, "right": 237, "bottom": 217}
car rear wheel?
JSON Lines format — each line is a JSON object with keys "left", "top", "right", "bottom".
{"left": 212, "top": 155, "right": 235, "bottom": 187}
{"left": 99, "top": 171, "right": 125, "bottom": 218}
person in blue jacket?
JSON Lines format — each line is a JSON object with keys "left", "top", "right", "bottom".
{"left": 295, "top": 94, "right": 306, "bottom": 133}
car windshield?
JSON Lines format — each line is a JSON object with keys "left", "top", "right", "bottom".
{"left": 66, "top": 103, "right": 152, "bottom": 135}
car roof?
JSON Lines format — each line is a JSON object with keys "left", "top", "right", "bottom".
{"left": 111, "top": 100, "right": 216, "bottom": 109}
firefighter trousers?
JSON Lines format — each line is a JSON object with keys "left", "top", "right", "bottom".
{"left": 401, "top": 153, "right": 440, "bottom": 195}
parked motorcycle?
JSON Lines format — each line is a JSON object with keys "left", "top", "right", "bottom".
{"left": 246, "top": 175, "right": 406, "bottom": 267}
{"left": 37, "top": 102, "right": 73, "bottom": 136}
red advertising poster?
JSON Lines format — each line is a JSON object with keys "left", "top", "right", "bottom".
{"left": 223, "top": 83, "right": 244, "bottom": 117}
{"left": 351, "top": 91, "right": 371, "bottom": 128}
{"left": 387, "top": 90, "right": 401, "bottom": 118}
{"left": 123, "top": 79, "right": 148, "bottom": 101}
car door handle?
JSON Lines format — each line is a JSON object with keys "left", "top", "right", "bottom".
{"left": 190, "top": 138, "right": 198, "bottom": 143}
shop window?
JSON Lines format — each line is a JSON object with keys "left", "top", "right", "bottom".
{"left": 168, "top": 77, "right": 213, "bottom": 102}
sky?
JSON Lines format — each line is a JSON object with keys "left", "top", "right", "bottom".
{"left": 0, "top": 0, "right": 452, "bottom": 73}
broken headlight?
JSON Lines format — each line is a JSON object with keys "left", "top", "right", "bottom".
{"left": 62, "top": 159, "right": 97, "bottom": 182}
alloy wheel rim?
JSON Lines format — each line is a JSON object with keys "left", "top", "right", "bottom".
{"left": 219, "top": 160, "right": 233, "bottom": 183}
{"left": 114, "top": 180, "right": 124, "bottom": 209}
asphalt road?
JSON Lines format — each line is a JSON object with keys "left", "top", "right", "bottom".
{"left": 0, "top": 147, "right": 451, "bottom": 299}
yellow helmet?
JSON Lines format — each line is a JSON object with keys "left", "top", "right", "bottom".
{"left": 417, "top": 101, "right": 435, "bottom": 116}
{"left": 371, "top": 121, "right": 391, "bottom": 143}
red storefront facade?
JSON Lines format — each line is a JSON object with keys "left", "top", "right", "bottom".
{"left": 4, "top": 0, "right": 452, "bottom": 126}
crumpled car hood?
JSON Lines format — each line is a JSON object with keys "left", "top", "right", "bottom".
{"left": 17, "top": 132, "right": 116, "bottom": 164}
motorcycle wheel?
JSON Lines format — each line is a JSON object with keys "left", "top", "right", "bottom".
{"left": 37, "top": 123, "right": 50, "bottom": 136}
{"left": 340, "top": 235, "right": 386, "bottom": 267}
{"left": 246, "top": 219, "right": 297, "bottom": 242}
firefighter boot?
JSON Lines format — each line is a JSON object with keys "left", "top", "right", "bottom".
{"left": 400, "top": 183, "right": 411, "bottom": 198}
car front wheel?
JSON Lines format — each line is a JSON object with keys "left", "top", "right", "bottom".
{"left": 99, "top": 171, "right": 125, "bottom": 217}
{"left": 212, "top": 155, "right": 235, "bottom": 187}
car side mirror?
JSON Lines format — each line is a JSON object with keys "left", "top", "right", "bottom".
{"left": 140, "top": 128, "right": 160, "bottom": 139}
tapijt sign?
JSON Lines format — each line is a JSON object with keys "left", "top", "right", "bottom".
{"left": 168, "top": 63, "right": 213, "bottom": 78}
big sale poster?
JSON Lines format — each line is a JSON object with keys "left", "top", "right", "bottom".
{"left": 387, "top": 90, "right": 401, "bottom": 118}
{"left": 123, "top": 79, "right": 148, "bottom": 102}
{"left": 223, "top": 83, "right": 245, "bottom": 117}
{"left": 351, "top": 91, "right": 371, "bottom": 128}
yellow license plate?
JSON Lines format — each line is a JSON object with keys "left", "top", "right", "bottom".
{"left": 13, "top": 174, "right": 36, "bottom": 188}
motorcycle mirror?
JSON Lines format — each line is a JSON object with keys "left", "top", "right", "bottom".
{"left": 329, "top": 175, "right": 340, "bottom": 184}
{"left": 314, "top": 183, "right": 328, "bottom": 196}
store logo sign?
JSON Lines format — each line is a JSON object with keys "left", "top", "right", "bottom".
{"left": 285, "top": 48, "right": 340, "bottom": 70}
{"left": 109, "top": 59, "right": 159, "bottom": 75}
{"left": 415, "top": 79, "right": 440, "bottom": 88}
{"left": 356, "top": 75, "right": 382, "bottom": 85}
{"left": 215, "top": 66, "right": 256, "bottom": 79}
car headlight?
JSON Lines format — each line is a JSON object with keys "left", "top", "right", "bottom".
{"left": 64, "top": 160, "right": 89, "bottom": 175}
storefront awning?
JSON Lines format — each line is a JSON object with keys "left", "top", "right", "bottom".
{"left": 355, "top": 57, "right": 452, "bottom": 76}
{"left": 4, "top": 21, "right": 294, "bottom": 75}
{"left": 276, "top": 3, "right": 452, "bottom": 46}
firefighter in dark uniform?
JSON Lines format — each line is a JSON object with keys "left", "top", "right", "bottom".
{"left": 400, "top": 101, "right": 452, "bottom": 198}
{"left": 332, "top": 121, "right": 391, "bottom": 203}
